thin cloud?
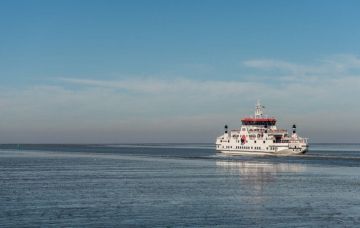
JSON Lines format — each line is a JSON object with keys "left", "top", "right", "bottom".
{"left": 243, "top": 54, "right": 360, "bottom": 81}
{"left": 59, "top": 77, "right": 264, "bottom": 95}
{"left": 1, "top": 55, "right": 360, "bottom": 143}
{"left": 243, "top": 59, "right": 301, "bottom": 72}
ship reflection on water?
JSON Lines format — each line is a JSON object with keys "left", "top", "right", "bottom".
{"left": 216, "top": 160, "right": 307, "bottom": 198}
{"left": 216, "top": 160, "right": 306, "bottom": 175}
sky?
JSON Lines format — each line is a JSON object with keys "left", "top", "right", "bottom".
{"left": 1, "top": 0, "right": 360, "bottom": 143}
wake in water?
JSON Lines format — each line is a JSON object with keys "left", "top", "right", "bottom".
{"left": 1, "top": 143, "right": 360, "bottom": 167}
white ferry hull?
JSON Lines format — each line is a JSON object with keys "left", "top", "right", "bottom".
{"left": 218, "top": 147, "right": 307, "bottom": 156}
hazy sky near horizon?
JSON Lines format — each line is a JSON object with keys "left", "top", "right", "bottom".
{"left": 1, "top": 0, "right": 360, "bottom": 143}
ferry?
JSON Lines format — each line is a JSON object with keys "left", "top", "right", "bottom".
{"left": 215, "top": 101, "right": 308, "bottom": 155}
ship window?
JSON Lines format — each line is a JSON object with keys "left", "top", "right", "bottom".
{"left": 273, "top": 140, "right": 275, "bottom": 143}
{"left": 263, "top": 141, "right": 265, "bottom": 143}
{"left": 251, "top": 147, "right": 253, "bottom": 149}
{"left": 254, "top": 141, "right": 256, "bottom": 143}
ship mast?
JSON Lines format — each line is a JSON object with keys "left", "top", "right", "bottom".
{"left": 255, "top": 100, "right": 264, "bottom": 119}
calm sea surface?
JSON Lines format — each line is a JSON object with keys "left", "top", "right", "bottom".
{"left": 1, "top": 143, "right": 360, "bottom": 227}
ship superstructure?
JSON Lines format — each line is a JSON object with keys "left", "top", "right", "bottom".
{"left": 215, "top": 101, "right": 308, "bottom": 155}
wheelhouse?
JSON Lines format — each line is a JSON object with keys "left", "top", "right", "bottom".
{"left": 241, "top": 118, "right": 276, "bottom": 126}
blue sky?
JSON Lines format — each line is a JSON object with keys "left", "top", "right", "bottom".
{"left": 1, "top": 0, "right": 360, "bottom": 143}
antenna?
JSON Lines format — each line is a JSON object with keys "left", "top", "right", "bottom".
{"left": 255, "top": 99, "right": 264, "bottom": 118}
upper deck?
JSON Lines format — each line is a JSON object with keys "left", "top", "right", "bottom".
{"left": 240, "top": 100, "right": 277, "bottom": 126}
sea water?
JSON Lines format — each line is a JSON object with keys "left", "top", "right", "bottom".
{"left": 0, "top": 144, "right": 360, "bottom": 227}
